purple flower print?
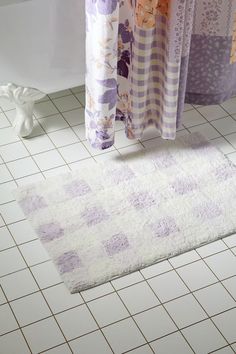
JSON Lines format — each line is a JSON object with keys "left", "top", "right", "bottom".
{"left": 56, "top": 251, "right": 82, "bottom": 274}
{"left": 119, "top": 21, "right": 133, "bottom": 44}
{"left": 19, "top": 195, "right": 47, "bottom": 215}
{"left": 64, "top": 180, "right": 91, "bottom": 198}
{"left": 151, "top": 217, "right": 179, "bottom": 237}
{"left": 118, "top": 50, "right": 130, "bottom": 78}
{"left": 81, "top": 207, "right": 109, "bottom": 226}
{"left": 98, "top": 79, "right": 117, "bottom": 110}
{"left": 38, "top": 222, "right": 64, "bottom": 243}
{"left": 103, "top": 233, "right": 129, "bottom": 256}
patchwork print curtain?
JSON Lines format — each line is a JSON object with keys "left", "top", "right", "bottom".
{"left": 86, "top": 0, "right": 236, "bottom": 149}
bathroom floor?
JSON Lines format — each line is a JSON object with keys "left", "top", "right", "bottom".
{"left": 0, "top": 86, "right": 236, "bottom": 354}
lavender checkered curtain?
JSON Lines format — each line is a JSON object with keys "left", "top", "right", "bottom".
{"left": 86, "top": 0, "right": 236, "bottom": 149}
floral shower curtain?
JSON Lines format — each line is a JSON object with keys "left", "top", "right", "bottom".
{"left": 86, "top": 0, "right": 236, "bottom": 149}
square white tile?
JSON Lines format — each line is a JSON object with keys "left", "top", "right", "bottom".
{"left": 0, "top": 127, "right": 20, "bottom": 146}
{"left": 19, "top": 239, "right": 50, "bottom": 266}
{"left": 22, "top": 317, "right": 64, "bottom": 353}
{"left": 33, "top": 150, "right": 65, "bottom": 171}
{"left": 0, "top": 141, "right": 29, "bottom": 162}
{"left": 0, "top": 329, "right": 31, "bottom": 354}
{"left": 0, "top": 112, "right": 13, "bottom": 128}
{"left": 114, "top": 130, "right": 138, "bottom": 149}
{"left": 81, "top": 283, "right": 114, "bottom": 302}
{"left": 87, "top": 293, "right": 129, "bottom": 327}
{"left": 94, "top": 150, "right": 120, "bottom": 162}
{"left": 211, "top": 116, "right": 236, "bottom": 135}
{"left": 75, "top": 92, "right": 85, "bottom": 106}
{"left": 118, "top": 281, "right": 160, "bottom": 315}
{"left": 111, "top": 271, "right": 144, "bottom": 290}
{"left": 8, "top": 220, "right": 37, "bottom": 245}
{"left": 140, "top": 260, "right": 172, "bottom": 279}
{"left": 134, "top": 306, "right": 177, "bottom": 341}
{"left": 52, "top": 95, "right": 82, "bottom": 112}
{"left": 48, "top": 128, "right": 79, "bottom": 147}
{"left": 43, "top": 343, "right": 72, "bottom": 354}
{"left": 225, "top": 132, "right": 236, "bottom": 149}
{"left": 223, "top": 234, "right": 236, "bottom": 248}
{"left": 164, "top": 293, "right": 207, "bottom": 328}
{"left": 197, "top": 105, "right": 228, "bottom": 121}
{"left": 34, "top": 101, "right": 59, "bottom": 119}
{"left": 194, "top": 283, "right": 235, "bottom": 316}
{"left": 188, "top": 123, "right": 220, "bottom": 140}
{"left": 151, "top": 332, "right": 194, "bottom": 354}
{"left": 62, "top": 108, "right": 85, "bottom": 126}
{"left": 182, "top": 109, "right": 207, "bottom": 127}
{"left": 0, "top": 181, "right": 17, "bottom": 204}
{"left": 0, "top": 303, "right": 18, "bottom": 335}
{"left": 30, "top": 261, "right": 62, "bottom": 289}
{"left": 23, "top": 134, "right": 54, "bottom": 154}
{"left": 39, "top": 114, "right": 69, "bottom": 133}
{"left": 43, "top": 165, "right": 70, "bottom": 178}
{"left": 196, "top": 240, "right": 227, "bottom": 258}
{"left": 7, "top": 157, "right": 39, "bottom": 179}
{"left": 59, "top": 142, "right": 90, "bottom": 163}
{"left": 0, "top": 201, "right": 25, "bottom": 224}
{"left": 181, "top": 319, "right": 227, "bottom": 354}
{"left": 102, "top": 318, "right": 145, "bottom": 354}
{"left": 204, "top": 250, "right": 236, "bottom": 280}
{"left": 11, "top": 292, "right": 51, "bottom": 326}
{"left": 16, "top": 172, "right": 44, "bottom": 186}
{"left": 0, "top": 226, "right": 15, "bottom": 250}
{"left": 49, "top": 89, "right": 71, "bottom": 99}
{"left": 222, "top": 276, "right": 236, "bottom": 300}
{"left": 0, "top": 164, "right": 13, "bottom": 183}
{"left": 43, "top": 283, "right": 84, "bottom": 314}
{"left": 147, "top": 270, "right": 189, "bottom": 302}
{"left": 176, "top": 260, "right": 218, "bottom": 291}
{"left": 169, "top": 250, "right": 200, "bottom": 268}
{"left": 72, "top": 124, "right": 86, "bottom": 141}
{"left": 212, "top": 308, "right": 236, "bottom": 343}
{"left": 0, "top": 247, "right": 26, "bottom": 277}
{"left": 56, "top": 304, "right": 98, "bottom": 340}
{"left": 0, "top": 268, "right": 38, "bottom": 301}
{"left": 69, "top": 330, "right": 113, "bottom": 354}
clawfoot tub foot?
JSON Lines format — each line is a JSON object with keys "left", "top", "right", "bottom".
{"left": 0, "top": 83, "right": 46, "bottom": 137}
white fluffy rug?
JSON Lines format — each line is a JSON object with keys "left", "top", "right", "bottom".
{"left": 14, "top": 133, "right": 236, "bottom": 293}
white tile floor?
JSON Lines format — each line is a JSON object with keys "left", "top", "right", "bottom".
{"left": 0, "top": 87, "right": 236, "bottom": 354}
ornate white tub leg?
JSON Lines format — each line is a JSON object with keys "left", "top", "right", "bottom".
{"left": 0, "top": 83, "right": 46, "bottom": 137}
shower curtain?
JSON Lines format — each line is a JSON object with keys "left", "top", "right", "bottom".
{"left": 86, "top": 0, "right": 236, "bottom": 149}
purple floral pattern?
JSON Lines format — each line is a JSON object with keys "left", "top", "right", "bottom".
{"left": 86, "top": 1, "right": 236, "bottom": 149}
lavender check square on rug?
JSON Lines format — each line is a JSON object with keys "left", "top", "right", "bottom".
{"left": 14, "top": 133, "right": 236, "bottom": 293}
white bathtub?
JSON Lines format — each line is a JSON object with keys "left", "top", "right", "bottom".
{"left": 0, "top": 0, "right": 85, "bottom": 136}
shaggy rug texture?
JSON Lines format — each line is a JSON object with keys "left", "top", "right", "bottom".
{"left": 14, "top": 133, "right": 236, "bottom": 293}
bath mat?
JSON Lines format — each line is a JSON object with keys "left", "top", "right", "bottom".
{"left": 14, "top": 133, "right": 236, "bottom": 293}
